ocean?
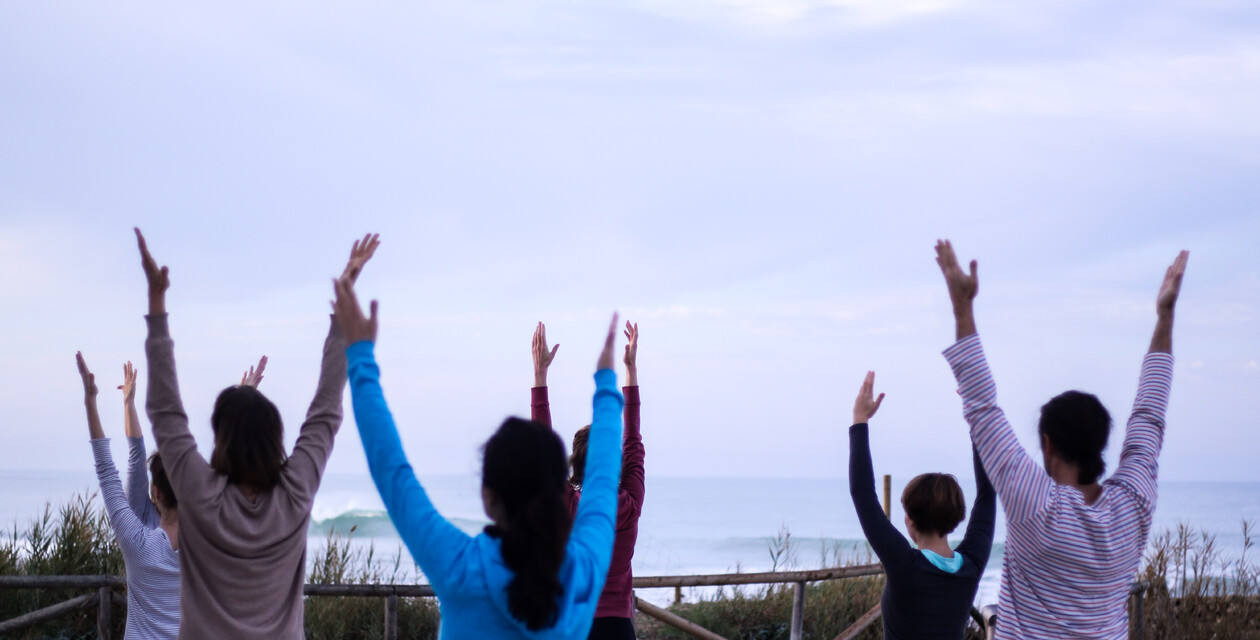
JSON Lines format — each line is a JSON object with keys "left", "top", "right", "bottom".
{"left": 3, "top": 470, "right": 1258, "bottom": 607}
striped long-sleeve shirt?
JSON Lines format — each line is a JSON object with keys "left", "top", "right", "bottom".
{"left": 943, "top": 334, "right": 1173, "bottom": 640}
{"left": 92, "top": 438, "right": 181, "bottom": 640}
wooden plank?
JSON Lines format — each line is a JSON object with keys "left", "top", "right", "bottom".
{"left": 882, "top": 475, "right": 892, "bottom": 519}
{"left": 632, "top": 565, "right": 884, "bottom": 588}
{"left": 383, "top": 594, "right": 398, "bottom": 640}
{"left": 789, "top": 581, "right": 806, "bottom": 640}
{"left": 304, "top": 584, "right": 435, "bottom": 597}
{"left": 97, "top": 587, "right": 112, "bottom": 640}
{"left": 0, "top": 591, "right": 99, "bottom": 633}
{"left": 834, "top": 603, "right": 881, "bottom": 640}
{"left": 0, "top": 575, "right": 125, "bottom": 589}
{"left": 634, "top": 596, "right": 732, "bottom": 640}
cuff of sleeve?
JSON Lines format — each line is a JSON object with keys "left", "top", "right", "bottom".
{"left": 145, "top": 313, "right": 171, "bottom": 337}
{"left": 90, "top": 438, "right": 112, "bottom": 459}
{"left": 531, "top": 386, "right": 549, "bottom": 403}
{"left": 1143, "top": 351, "right": 1175, "bottom": 366}
{"left": 346, "top": 340, "right": 375, "bottom": 364}
{"left": 126, "top": 436, "right": 145, "bottom": 448}
{"left": 942, "top": 333, "right": 982, "bottom": 362}
{"left": 622, "top": 385, "right": 640, "bottom": 404}
{"left": 594, "top": 368, "right": 617, "bottom": 390}
{"left": 849, "top": 423, "right": 869, "bottom": 432}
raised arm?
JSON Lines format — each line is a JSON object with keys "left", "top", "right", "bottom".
{"left": 285, "top": 236, "right": 379, "bottom": 505}
{"left": 333, "top": 274, "right": 471, "bottom": 592}
{"left": 118, "top": 361, "right": 159, "bottom": 527}
{"left": 76, "top": 352, "right": 105, "bottom": 440}
{"left": 1111, "top": 252, "right": 1185, "bottom": 503}
{"left": 77, "top": 354, "right": 147, "bottom": 551}
{"left": 530, "top": 322, "right": 558, "bottom": 426}
{"left": 937, "top": 240, "right": 1053, "bottom": 524}
{"left": 955, "top": 446, "right": 996, "bottom": 570}
{"left": 848, "top": 372, "right": 914, "bottom": 568}
{"left": 136, "top": 228, "right": 217, "bottom": 507}
{"left": 616, "top": 322, "right": 644, "bottom": 526}
{"left": 569, "top": 315, "right": 626, "bottom": 580}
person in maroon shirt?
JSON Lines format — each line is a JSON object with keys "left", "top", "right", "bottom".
{"left": 530, "top": 320, "right": 645, "bottom": 640}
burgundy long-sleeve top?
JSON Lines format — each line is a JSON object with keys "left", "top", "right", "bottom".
{"left": 532, "top": 384, "right": 644, "bottom": 619}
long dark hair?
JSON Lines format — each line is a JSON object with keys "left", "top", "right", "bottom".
{"left": 209, "top": 385, "right": 287, "bottom": 492}
{"left": 482, "top": 418, "right": 571, "bottom": 630}
{"left": 568, "top": 425, "right": 591, "bottom": 487}
{"left": 1039, "top": 390, "right": 1112, "bottom": 484}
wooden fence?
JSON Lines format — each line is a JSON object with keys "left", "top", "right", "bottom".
{"left": 0, "top": 571, "right": 1155, "bottom": 640}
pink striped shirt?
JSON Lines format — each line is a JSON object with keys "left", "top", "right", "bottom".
{"left": 944, "top": 334, "right": 1173, "bottom": 640}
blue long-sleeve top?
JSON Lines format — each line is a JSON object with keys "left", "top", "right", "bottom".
{"left": 346, "top": 341, "right": 625, "bottom": 640}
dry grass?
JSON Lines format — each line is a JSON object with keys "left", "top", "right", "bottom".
{"left": 1137, "top": 520, "right": 1260, "bottom": 640}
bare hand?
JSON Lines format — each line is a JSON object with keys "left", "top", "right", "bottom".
{"left": 532, "top": 322, "right": 559, "bottom": 386}
{"left": 332, "top": 277, "right": 378, "bottom": 344}
{"left": 340, "top": 233, "right": 381, "bottom": 284}
{"left": 240, "top": 355, "right": 268, "bottom": 388}
{"left": 934, "top": 239, "right": 978, "bottom": 311}
{"left": 853, "top": 371, "right": 885, "bottom": 425}
{"left": 76, "top": 352, "right": 99, "bottom": 399}
{"left": 597, "top": 313, "right": 619, "bottom": 371}
{"left": 117, "top": 361, "right": 136, "bottom": 403}
{"left": 623, "top": 321, "right": 639, "bottom": 367}
{"left": 134, "top": 228, "right": 170, "bottom": 303}
{"left": 1156, "top": 251, "right": 1189, "bottom": 317}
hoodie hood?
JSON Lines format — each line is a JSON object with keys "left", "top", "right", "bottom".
{"left": 476, "top": 533, "right": 605, "bottom": 640}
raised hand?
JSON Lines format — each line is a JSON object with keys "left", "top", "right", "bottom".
{"left": 622, "top": 321, "right": 639, "bottom": 387}
{"left": 332, "top": 277, "right": 378, "bottom": 345}
{"left": 852, "top": 371, "right": 886, "bottom": 425}
{"left": 240, "top": 355, "right": 268, "bottom": 388}
{"left": 118, "top": 361, "right": 137, "bottom": 404}
{"left": 340, "top": 233, "right": 381, "bottom": 284}
{"left": 76, "top": 352, "right": 99, "bottom": 399}
{"left": 76, "top": 352, "right": 105, "bottom": 440}
{"left": 532, "top": 322, "right": 560, "bottom": 387}
{"left": 934, "top": 239, "right": 979, "bottom": 339}
{"left": 597, "top": 313, "right": 620, "bottom": 372}
{"left": 1156, "top": 251, "right": 1189, "bottom": 317}
{"left": 134, "top": 228, "right": 170, "bottom": 315}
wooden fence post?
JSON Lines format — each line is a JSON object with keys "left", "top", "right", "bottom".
{"left": 97, "top": 587, "right": 111, "bottom": 640}
{"left": 789, "top": 581, "right": 806, "bottom": 640}
{"left": 384, "top": 594, "right": 398, "bottom": 640}
{"left": 882, "top": 475, "right": 892, "bottom": 518}
{"left": 674, "top": 585, "right": 682, "bottom": 606}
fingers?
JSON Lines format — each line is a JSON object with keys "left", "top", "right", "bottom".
{"left": 873, "top": 392, "right": 886, "bottom": 412}
{"left": 76, "top": 351, "right": 89, "bottom": 378}
{"left": 605, "top": 313, "right": 619, "bottom": 347}
{"left": 368, "top": 299, "right": 379, "bottom": 328}
{"left": 549, "top": 344, "right": 560, "bottom": 358}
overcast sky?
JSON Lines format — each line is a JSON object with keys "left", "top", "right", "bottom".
{"left": 1, "top": 0, "right": 1257, "bottom": 484}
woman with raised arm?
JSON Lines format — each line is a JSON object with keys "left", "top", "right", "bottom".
{"left": 334, "top": 276, "right": 625, "bottom": 640}
{"left": 935, "top": 240, "right": 1187, "bottom": 640}
{"left": 77, "top": 354, "right": 180, "bottom": 640}
{"left": 135, "top": 229, "right": 379, "bottom": 639}
{"left": 530, "top": 321, "right": 644, "bottom": 640}
{"left": 848, "top": 371, "right": 995, "bottom": 640}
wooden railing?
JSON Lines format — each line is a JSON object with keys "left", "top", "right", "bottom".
{"left": 0, "top": 572, "right": 1155, "bottom": 640}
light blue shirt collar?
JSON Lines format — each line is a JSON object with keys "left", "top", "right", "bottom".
{"left": 920, "top": 548, "right": 963, "bottom": 573}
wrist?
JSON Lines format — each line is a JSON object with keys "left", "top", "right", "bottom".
{"left": 533, "top": 372, "right": 547, "bottom": 388}
{"left": 1157, "top": 309, "right": 1175, "bottom": 321}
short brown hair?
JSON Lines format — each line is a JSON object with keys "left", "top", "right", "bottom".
{"left": 568, "top": 426, "right": 591, "bottom": 487}
{"left": 901, "top": 473, "right": 966, "bottom": 536}
{"left": 148, "top": 452, "right": 177, "bottom": 509}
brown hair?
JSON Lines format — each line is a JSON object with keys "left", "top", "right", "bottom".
{"left": 148, "top": 452, "right": 177, "bottom": 510}
{"left": 901, "top": 472, "right": 966, "bottom": 536}
{"left": 568, "top": 425, "right": 591, "bottom": 487}
{"left": 209, "top": 385, "right": 287, "bottom": 492}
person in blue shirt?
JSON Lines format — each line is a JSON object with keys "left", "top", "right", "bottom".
{"left": 331, "top": 275, "right": 625, "bottom": 640}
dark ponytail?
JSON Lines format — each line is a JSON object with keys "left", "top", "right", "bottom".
{"left": 483, "top": 418, "right": 571, "bottom": 630}
{"left": 1039, "top": 390, "right": 1112, "bottom": 484}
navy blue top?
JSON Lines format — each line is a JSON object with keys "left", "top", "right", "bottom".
{"left": 849, "top": 423, "right": 996, "bottom": 640}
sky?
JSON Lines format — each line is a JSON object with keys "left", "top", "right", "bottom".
{"left": 1, "top": 0, "right": 1257, "bottom": 483}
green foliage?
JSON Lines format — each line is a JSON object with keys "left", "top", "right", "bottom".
{"left": 0, "top": 493, "right": 125, "bottom": 639}
{"left": 305, "top": 525, "right": 441, "bottom": 640}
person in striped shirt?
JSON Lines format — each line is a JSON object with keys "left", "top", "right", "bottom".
{"left": 77, "top": 353, "right": 180, "bottom": 640}
{"left": 933, "top": 240, "right": 1187, "bottom": 640}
